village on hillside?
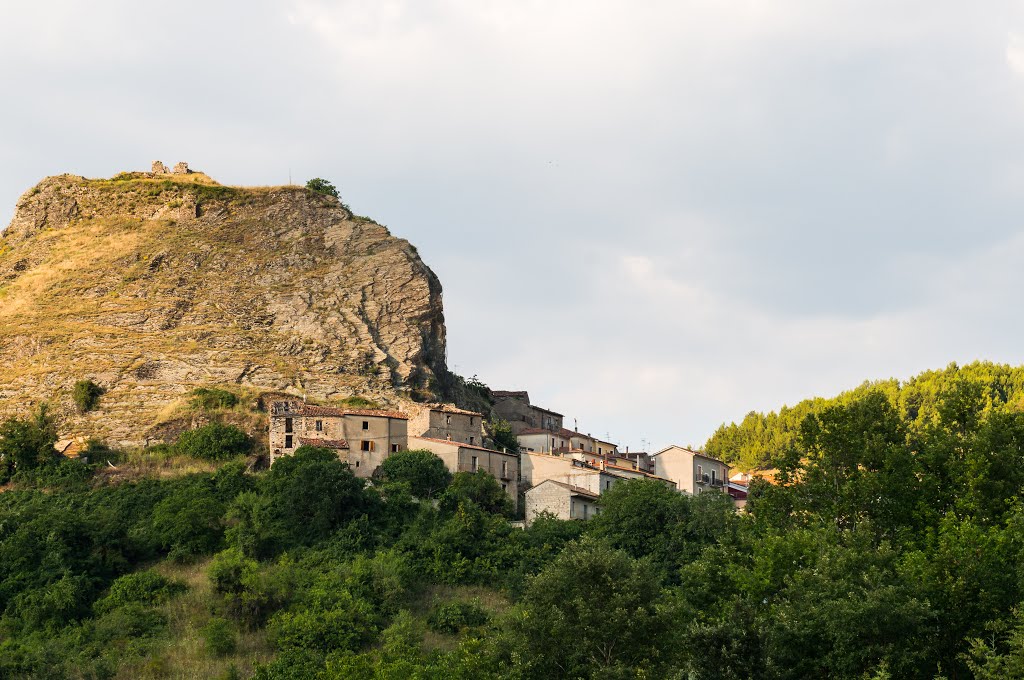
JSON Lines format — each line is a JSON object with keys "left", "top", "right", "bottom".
{"left": 268, "top": 389, "right": 755, "bottom": 521}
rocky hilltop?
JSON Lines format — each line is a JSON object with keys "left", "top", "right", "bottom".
{"left": 0, "top": 168, "right": 448, "bottom": 445}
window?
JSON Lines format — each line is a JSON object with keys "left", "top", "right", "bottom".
{"left": 284, "top": 418, "right": 293, "bottom": 433}
{"left": 446, "top": 414, "right": 451, "bottom": 425}
{"left": 285, "top": 435, "right": 293, "bottom": 449}
{"left": 469, "top": 436, "right": 475, "bottom": 445}
{"left": 356, "top": 461, "right": 360, "bottom": 467}
{"left": 469, "top": 417, "right": 474, "bottom": 426}
{"left": 501, "top": 483, "right": 507, "bottom": 491}
{"left": 501, "top": 461, "right": 508, "bottom": 477}
{"left": 361, "top": 440, "right": 374, "bottom": 452}
{"left": 315, "top": 420, "right": 323, "bottom": 432}
{"left": 391, "top": 443, "right": 399, "bottom": 453}
{"left": 362, "top": 421, "right": 369, "bottom": 430}
{"left": 605, "top": 480, "right": 611, "bottom": 491}
{"left": 471, "top": 456, "right": 478, "bottom": 472}
{"left": 583, "top": 504, "right": 589, "bottom": 519}
{"left": 711, "top": 470, "right": 717, "bottom": 484}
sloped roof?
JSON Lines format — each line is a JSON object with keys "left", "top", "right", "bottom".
{"left": 531, "top": 479, "right": 600, "bottom": 500}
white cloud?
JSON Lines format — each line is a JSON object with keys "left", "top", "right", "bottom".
{"left": 3, "top": 1, "right": 1024, "bottom": 451}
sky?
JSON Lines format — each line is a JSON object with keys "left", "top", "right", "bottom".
{"left": 3, "top": 1, "right": 1024, "bottom": 452}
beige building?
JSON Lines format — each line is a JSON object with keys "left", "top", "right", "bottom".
{"left": 651, "top": 445, "right": 729, "bottom": 495}
{"left": 269, "top": 400, "right": 408, "bottom": 477}
{"left": 491, "top": 391, "right": 563, "bottom": 435}
{"left": 407, "top": 404, "right": 485, "bottom": 447}
{"left": 517, "top": 428, "right": 619, "bottom": 457}
{"left": 525, "top": 480, "right": 600, "bottom": 524}
{"left": 521, "top": 451, "right": 678, "bottom": 522}
{"left": 408, "top": 435, "right": 520, "bottom": 507}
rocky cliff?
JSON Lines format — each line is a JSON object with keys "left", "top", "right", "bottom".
{"left": 0, "top": 170, "right": 448, "bottom": 445}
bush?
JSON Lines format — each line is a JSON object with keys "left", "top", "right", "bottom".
{"left": 0, "top": 405, "right": 57, "bottom": 472}
{"left": 190, "top": 387, "right": 239, "bottom": 410}
{"left": 339, "top": 396, "right": 381, "bottom": 409}
{"left": 175, "top": 422, "right": 252, "bottom": 461}
{"left": 305, "top": 178, "right": 339, "bottom": 198}
{"left": 94, "top": 571, "right": 185, "bottom": 614}
{"left": 202, "top": 617, "right": 238, "bottom": 657}
{"left": 427, "top": 600, "right": 489, "bottom": 634}
{"left": 72, "top": 379, "right": 104, "bottom": 413}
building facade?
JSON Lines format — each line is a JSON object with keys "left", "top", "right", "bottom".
{"left": 407, "top": 404, "right": 485, "bottom": 447}
{"left": 491, "top": 390, "right": 564, "bottom": 435}
{"left": 408, "top": 435, "right": 520, "bottom": 507}
{"left": 651, "top": 445, "right": 729, "bottom": 495}
{"left": 525, "top": 480, "right": 600, "bottom": 524}
{"left": 269, "top": 400, "right": 408, "bottom": 477}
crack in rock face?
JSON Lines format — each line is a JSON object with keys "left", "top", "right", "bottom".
{"left": 0, "top": 173, "right": 450, "bottom": 446}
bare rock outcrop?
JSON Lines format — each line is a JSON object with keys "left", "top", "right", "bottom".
{"left": 0, "top": 172, "right": 448, "bottom": 446}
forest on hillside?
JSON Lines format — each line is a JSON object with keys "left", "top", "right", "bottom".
{"left": 2, "top": 363, "right": 1024, "bottom": 678}
{"left": 705, "top": 361, "right": 1024, "bottom": 471}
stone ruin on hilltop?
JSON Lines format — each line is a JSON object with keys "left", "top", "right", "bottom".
{"left": 151, "top": 160, "right": 191, "bottom": 175}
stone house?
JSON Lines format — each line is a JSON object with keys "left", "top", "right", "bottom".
{"left": 408, "top": 435, "right": 519, "bottom": 507}
{"left": 521, "top": 451, "right": 676, "bottom": 522}
{"left": 517, "top": 428, "right": 618, "bottom": 457}
{"left": 407, "top": 404, "right": 485, "bottom": 447}
{"left": 491, "top": 390, "right": 563, "bottom": 435}
{"left": 269, "top": 400, "right": 408, "bottom": 477}
{"left": 525, "top": 480, "right": 600, "bottom": 524}
{"left": 651, "top": 445, "right": 729, "bottom": 495}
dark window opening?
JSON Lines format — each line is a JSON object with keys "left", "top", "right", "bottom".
{"left": 362, "top": 421, "right": 369, "bottom": 430}
{"left": 285, "top": 435, "right": 293, "bottom": 449}
{"left": 284, "top": 418, "right": 293, "bottom": 433}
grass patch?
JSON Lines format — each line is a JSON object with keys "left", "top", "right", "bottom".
{"left": 114, "top": 559, "right": 274, "bottom": 679}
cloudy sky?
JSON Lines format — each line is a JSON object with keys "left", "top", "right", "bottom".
{"left": 3, "top": 1, "right": 1024, "bottom": 451}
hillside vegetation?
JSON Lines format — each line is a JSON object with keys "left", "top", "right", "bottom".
{"left": 4, "top": 364, "right": 1024, "bottom": 678}
{"left": 705, "top": 361, "right": 1024, "bottom": 470}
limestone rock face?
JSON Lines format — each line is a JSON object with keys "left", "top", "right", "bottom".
{"left": 0, "top": 173, "right": 448, "bottom": 445}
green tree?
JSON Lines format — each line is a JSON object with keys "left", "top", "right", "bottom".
{"left": 440, "top": 470, "right": 512, "bottom": 516}
{"left": 488, "top": 419, "right": 519, "bottom": 454}
{"left": 503, "top": 536, "right": 669, "bottom": 678}
{"left": 174, "top": 422, "right": 252, "bottom": 461}
{"left": 0, "top": 405, "right": 58, "bottom": 474}
{"left": 375, "top": 449, "right": 451, "bottom": 499}
{"left": 305, "top": 178, "right": 339, "bottom": 198}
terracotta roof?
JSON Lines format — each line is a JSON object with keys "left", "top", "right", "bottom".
{"left": 298, "top": 437, "right": 349, "bottom": 449}
{"left": 409, "top": 436, "right": 518, "bottom": 457}
{"left": 534, "top": 479, "right": 600, "bottom": 500}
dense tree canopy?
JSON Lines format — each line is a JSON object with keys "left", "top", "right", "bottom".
{"left": 3, "top": 362, "right": 1024, "bottom": 677}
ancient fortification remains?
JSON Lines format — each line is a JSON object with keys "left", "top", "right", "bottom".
{"left": 151, "top": 160, "right": 191, "bottom": 175}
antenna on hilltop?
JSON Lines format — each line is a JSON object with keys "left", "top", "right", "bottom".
{"left": 289, "top": 168, "right": 292, "bottom": 186}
